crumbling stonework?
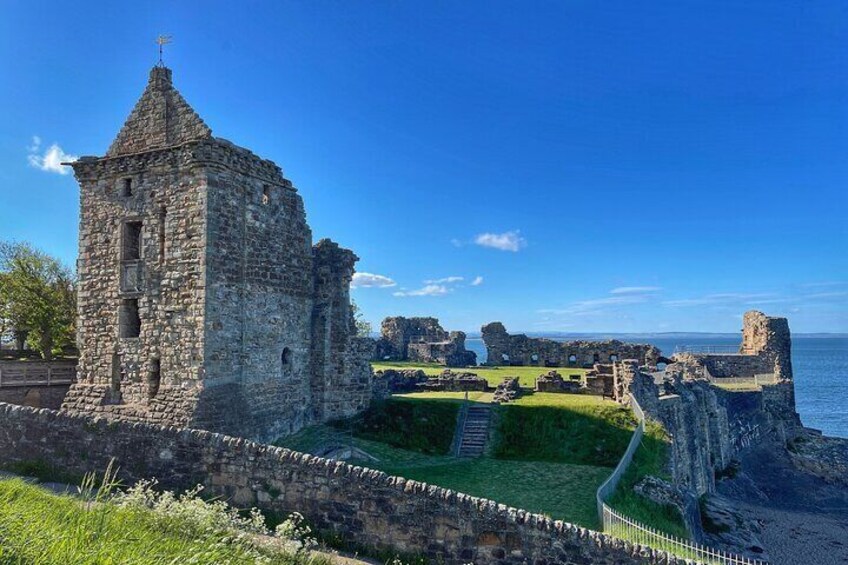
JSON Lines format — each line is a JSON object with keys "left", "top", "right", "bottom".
{"left": 0, "top": 402, "right": 684, "bottom": 565}
{"left": 492, "top": 377, "right": 521, "bottom": 404}
{"left": 534, "top": 370, "right": 581, "bottom": 393}
{"left": 417, "top": 370, "right": 488, "bottom": 392}
{"left": 481, "top": 322, "right": 660, "bottom": 367}
{"left": 375, "top": 317, "right": 476, "bottom": 367}
{"left": 613, "top": 311, "right": 803, "bottom": 497}
{"left": 371, "top": 369, "right": 429, "bottom": 397}
{"left": 62, "top": 66, "right": 371, "bottom": 442}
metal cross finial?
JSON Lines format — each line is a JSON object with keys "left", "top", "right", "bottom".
{"left": 156, "top": 35, "right": 173, "bottom": 66}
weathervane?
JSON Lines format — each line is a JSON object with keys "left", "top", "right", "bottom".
{"left": 156, "top": 35, "right": 173, "bottom": 66}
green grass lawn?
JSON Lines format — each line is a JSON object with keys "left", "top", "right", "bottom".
{"left": 277, "top": 429, "right": 608, "bottom": 528}
{"left": 371, "top": 361, "right": 588, "bottom": 388}
{"left": 492, "top": 393, "right": 638, "bottom": 467}
{"left": 0, "top": 477, "right": 329, "bottom": 565}
{"left": 278, "top": 391, "right": 635, "bottom": 529}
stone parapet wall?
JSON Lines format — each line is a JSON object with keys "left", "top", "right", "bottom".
{"left": 0, "top": 402, "right": 681, "bottom": 565}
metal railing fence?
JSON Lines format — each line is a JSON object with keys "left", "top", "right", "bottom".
{"left": 603, "top": 506, "right": 768, "bottom": 565}
{"left": 596, "top": 394, "right": 769, "bottom": 565}
{"left": 674, "top": 345, "right": 746, "bottom": 355}
{"left": 708, "top": 373, "right": 777, "bottom": 389}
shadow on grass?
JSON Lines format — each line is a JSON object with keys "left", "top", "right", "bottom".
{"left": 330, "top": 398, "right": 459, "bottom": 455}
{"left": 492, "top": 402, "right": 637, "bottom": 467}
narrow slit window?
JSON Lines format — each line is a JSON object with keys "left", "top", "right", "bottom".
{"left": 262, "top": 184, "right": 271, "bottom": 205}
{"left": 111, "top": 353, "right": 122, "bottom": 393}
{"left": 148, "top": 358, "right": 161, "bottom": 398}
{"left": 123, "top": 221, "right": 142, "bottom": 261}
{"left": 120, "top": 299, "right": 141, "bottom": 338}
{"left": 122, "top": 178, "right": 133, "bottom": 197}
{"left": 158, "top": 207, "right": 166, "bottom": 260}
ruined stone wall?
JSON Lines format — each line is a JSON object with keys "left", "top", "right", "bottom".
{"left": 481, "top": 322, "right": 660, "bottom": 367}
{"left": 741, "top": 310, "right": 792, "bottom": 380}
{"left": 310, "top": 241, "right": 372, "bottom": 424}
{"left": 375, "top": 317, "right": 448, "bottom": 360}
{"left": 615, "top": 365, "right": 800, "bottom": 496}
{"left": 0, "top": 402, "right": 681, "bottom": 565}
{"left": 200, "top": 140, "right": 315, "bottom": 442}
{"left": 406, "top": 331, "right": 477, "bottom": 367}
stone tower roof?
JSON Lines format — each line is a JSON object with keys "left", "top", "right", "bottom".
{"left": 106, "top": 66, "right": 212, "bottom": 157}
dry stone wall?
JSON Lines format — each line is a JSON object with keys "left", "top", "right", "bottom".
{"left": 0, "top": 402, "right": 684, "bottom": 565}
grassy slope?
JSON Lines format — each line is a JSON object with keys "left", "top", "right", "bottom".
{"left": 371, "top": 362, "right": 588, "bottom": 388}
{"left": 606, "top": 420, "right": 688, "bottom": 538}
{"left": 279, "top": 392, "right": 630, "bottom": 529}
{"left": 0, "top": 478, "right": 326, "bottom": 565}
{"left": 332, "top": 397, "right": 459, "bottom": 455}
{"left": 493, "top": 393, "right": 637, "bottom": 467}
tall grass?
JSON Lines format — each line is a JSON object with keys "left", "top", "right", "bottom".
{"left": 0, "top": 462, "right": 331, "bottom": 565}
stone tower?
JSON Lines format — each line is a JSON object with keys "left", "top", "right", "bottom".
{"left": 62, "top": 66, "right": 373, "bottom": 442}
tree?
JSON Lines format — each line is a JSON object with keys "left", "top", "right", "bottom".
{"left": 350, "top": 298, "right": 373, "bottom": 338}
{"left": 0, "top": 241, "right": 76, "bottom": 359}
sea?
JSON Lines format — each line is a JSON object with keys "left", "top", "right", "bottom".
{"left": 464, "top": 336, "right": 848, "bottom": 439}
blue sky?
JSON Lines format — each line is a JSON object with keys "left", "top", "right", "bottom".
{"left": 2, "top": 1, "right": 847, "bottom": 333}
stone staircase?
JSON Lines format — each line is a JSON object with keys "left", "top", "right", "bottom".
{"left": 456, "top": 405, "right": 492, "bottom": 458}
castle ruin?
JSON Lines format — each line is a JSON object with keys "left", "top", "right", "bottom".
{"left": 481, "top": 322, "right": 660, "bottom": 367}
{"left": 374, "top": 316, "right": 476, "bottom": 367}
{"left": 60, "top": 66, "right": 372, "bottom": 442}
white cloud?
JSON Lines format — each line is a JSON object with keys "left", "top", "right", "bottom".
{"left": 424, "top": 276, "right": 464, "bottom": 284}
{"left": 471, "top": 276, "right": 484, "bottom": 286}
{"left": 610, "top": 286, "right": 662, "bottom": 295}
{"left": 393, "top": 284, "right": 450, "bottom": 297}
{"left": 27, "top": 136, "right": 77, "bottom": 175}
{"left": 538, "top": 286, "right": 661, "bottom": 317}
{"left": 351, "top": 272, "right": 396, "bottom": 288}
{"left": 662, "top": 293, "right": 776, "bottom": 308}
{"left": 539, "top": 294, "right": 651, "bottom": 317}
{"left": 473, "top": 230, "right": 526, "bottom": 252}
